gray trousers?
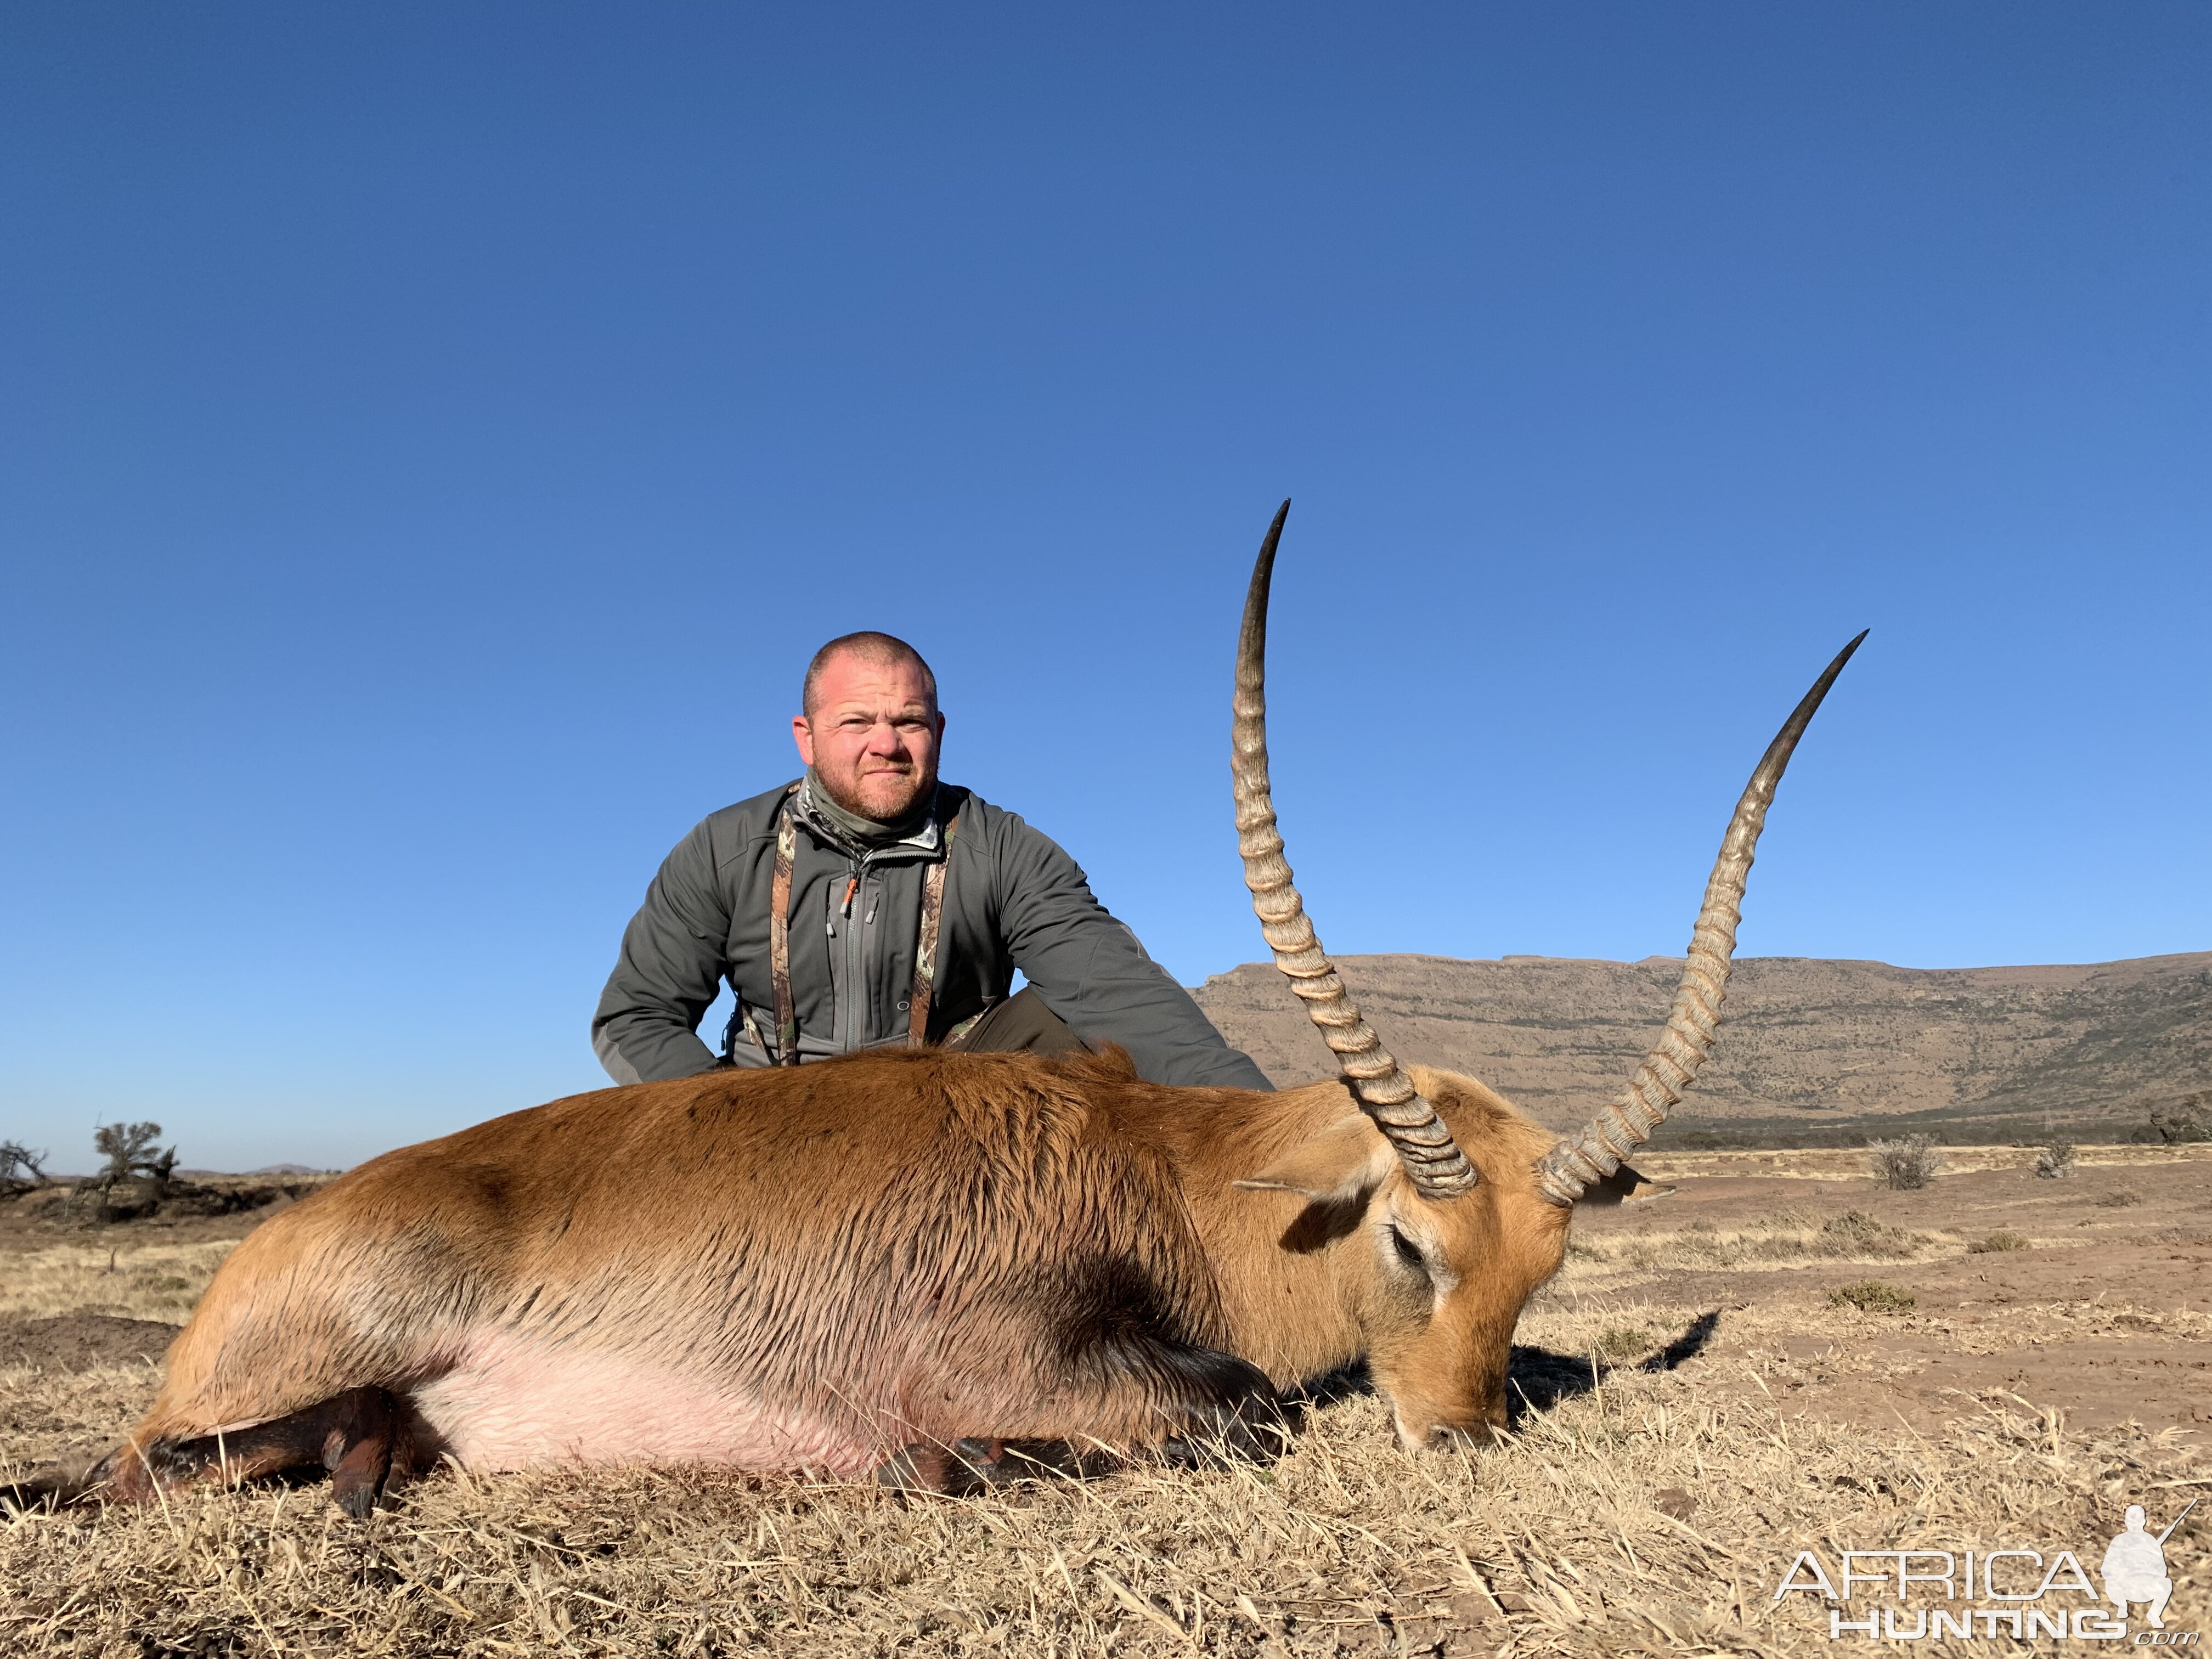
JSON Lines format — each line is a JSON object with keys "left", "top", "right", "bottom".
{"left": 945, "top": 986, "right": 1094, "bottom": 1060}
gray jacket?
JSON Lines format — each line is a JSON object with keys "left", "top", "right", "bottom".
{"left": 592, "top": 781, "right": 1271, "bottom": 1091}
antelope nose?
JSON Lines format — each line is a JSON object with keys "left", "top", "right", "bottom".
{"left": 1427, "top": 1421, "right": 1498, "bottom": 1451}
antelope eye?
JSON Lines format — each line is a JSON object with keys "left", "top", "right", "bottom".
{"left": 1389, "top": 1223, "right": 1427, "bottom": 1274}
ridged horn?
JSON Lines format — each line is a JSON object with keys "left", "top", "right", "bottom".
{"left": 1534, "top": 630, "right": 1869, "bottom": 1207}
{"left": 1233, "top": 501, "right": 1479, "bottom": 1200}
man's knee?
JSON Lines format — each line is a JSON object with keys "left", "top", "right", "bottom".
{"left": 947, "top": 988, "right": 1093, "bottom": 1059}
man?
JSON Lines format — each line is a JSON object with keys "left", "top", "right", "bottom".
{"left": 592, "top": 630, "right": 1270, "bottom": 1090}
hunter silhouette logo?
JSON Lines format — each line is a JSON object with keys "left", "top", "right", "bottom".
{"left": 2104, "top": 1501, "right": 2193, "bottom": 1633}
{"left": 1771, "top": 1497, "right": 2199, "bottom": 1643}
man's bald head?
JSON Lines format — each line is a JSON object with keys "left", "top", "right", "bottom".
{"left": 793, "top": 633, "right": 946, "bottom": 822}
{"left": 802, "top": 631, "right": 939, "bottom": 718}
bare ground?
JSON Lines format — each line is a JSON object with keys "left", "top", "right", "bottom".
{"left": 1566, "top": 1143, "right": 2212, "bottom": 1437}
{"left": 1, "top": 1148, "right": 2207, "bottom": 1656}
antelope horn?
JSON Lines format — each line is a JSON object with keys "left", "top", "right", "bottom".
{"left": 1233, "top": 501, "right": 1479, "bottom": 1200}
{"left": 1534, "top": 630, "right": 1869, "bottom": 1207}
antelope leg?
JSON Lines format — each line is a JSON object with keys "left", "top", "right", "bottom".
{"left": 102, "top": 1386, "right": 408, "bottom": 1515}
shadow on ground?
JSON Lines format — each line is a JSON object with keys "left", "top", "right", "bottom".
{"left": 1508, "top": 1309, "right": 1724, "bottom": 1421}
{"left": 1289, "top": 1310, "right": 1725, "bottom": 1429}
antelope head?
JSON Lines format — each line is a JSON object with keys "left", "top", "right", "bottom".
{"left": 1229, "top": 500, "right": 1863, "bottom": 1447}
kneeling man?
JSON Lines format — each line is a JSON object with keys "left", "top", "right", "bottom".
{"left": 594, "top": 630, "right": 1269, "bottom": 1088}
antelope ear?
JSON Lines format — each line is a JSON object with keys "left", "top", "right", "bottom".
{"left": 1235, "top": 1114, "right": 1394, "bottom": 1253}
{"left": 1235, "top": 1113, "right": 1391, "bottom": 1199}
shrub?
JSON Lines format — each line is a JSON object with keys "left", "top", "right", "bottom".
{"left": 2034, "top": 1143, "right": 2076, "bottom": 1180}
{"left": 1829, "top": 1280, "right": 1916, "bottom": 1313}
{"left": 1967, "top": 1229, "right": 2032, "bottom": 1254}
{"left": 1593, "top": 1325, "right": 1651, "bottom": 1362}
{"left": 1818, "top": 1209, "right": 1917, "bottom": 1258}
{"left": 2147, "top": 1099, "right": 2211, "bottom": 1143}
{"left": 1866, "top": 1135, "right": 1944, "bottom": 1190}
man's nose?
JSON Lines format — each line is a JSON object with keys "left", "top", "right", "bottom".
{"left": 862, "top": 719, "right": 906, "bottom": 753}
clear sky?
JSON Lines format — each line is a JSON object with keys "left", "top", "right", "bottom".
{"left": 3, "top": 5, "right": 2207, "bottom": 1172}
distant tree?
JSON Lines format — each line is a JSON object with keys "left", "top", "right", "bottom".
{"left": 2148, "top": 1096, "right": 2211, "bottom": 1144}
{"left": 0, "top": 1140, "right": 47, "bottom": 1193}
{"left": 90, "top": 1121, "right": 177, "bottom": 1195}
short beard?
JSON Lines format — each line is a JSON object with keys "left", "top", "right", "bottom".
{"left": 817, "top": 765, "right": 934, "bottom": 826}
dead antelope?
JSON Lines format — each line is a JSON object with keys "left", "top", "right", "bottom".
{"left": 86, "top": 502, "right": 1861, "bottom": 1510}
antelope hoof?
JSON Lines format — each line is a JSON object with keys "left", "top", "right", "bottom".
{"left": 92, "top": 1441, "right": 171, "bottom": 1506}
{"left": 322, "top": 1387, "right": 400, "bottom": 1517}
{"left": 1163, "top": 1391, "right": 1292, "bottom": 1470}
{"left": 328, "top": 1431, "right": 393, "bottom": 1517}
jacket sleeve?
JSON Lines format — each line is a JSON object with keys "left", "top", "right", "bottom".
{"left": 990, "top": 812, "right": 1273, "bottom": 1091}
{"left": 591, "top": 820, "right": 730, "bottom": 1084}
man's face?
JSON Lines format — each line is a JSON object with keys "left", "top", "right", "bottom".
{"left": 792, "top": 652, "right": 945, "bottom": 823}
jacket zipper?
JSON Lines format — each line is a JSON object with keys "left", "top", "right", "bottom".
{"left": 840, "top": 856, "right": 871, "bottom": 1052}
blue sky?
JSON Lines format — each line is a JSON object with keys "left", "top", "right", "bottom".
{"left": 3, "top": 4, "right": 2207, "bottom": 1171}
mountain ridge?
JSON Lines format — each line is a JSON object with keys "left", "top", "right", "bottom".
{"left": 1188, "top": 950, "right": 2212, "bottom": 1144}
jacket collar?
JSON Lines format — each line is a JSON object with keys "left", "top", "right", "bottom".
{"left": 790, "top": 774, "right": 943, "bottom": 861}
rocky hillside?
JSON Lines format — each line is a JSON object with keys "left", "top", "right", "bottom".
{"left": 1190, "top": 951, "right": 2212, "bottom": 1144}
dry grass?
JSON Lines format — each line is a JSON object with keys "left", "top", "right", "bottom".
{"left": 1633, "top": 1141, "right": 2212, "bottom": 1182}
{"left": 3, "top": 1361, "right": 170, "bottom": 1486}
{"left": 1562, "top": 1206, "right": 1938, "bottom": 1284}
{"left": 4, "top": 1335, "right": 2203, "bottom": 1656}
{"left": 0, "top": 1240, "right": 238, "bottom": 1323}
{"left": 3, "top": 1148, "right": 2207, "bottom": 1657}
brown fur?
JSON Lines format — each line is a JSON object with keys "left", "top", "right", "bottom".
{"left": 94, "top": 1047, "right": 1567, "bottom": 1506}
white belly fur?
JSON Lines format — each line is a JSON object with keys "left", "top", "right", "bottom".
{"left": 407, "top": 1330, "right": 877, "bottom": 1476}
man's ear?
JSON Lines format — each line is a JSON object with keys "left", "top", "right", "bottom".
{"left": 1234, "top": 1114, "right": 1395, "bottom": 1254}
{"left": 792, "top": 713, "right": 815, "bottom": 766}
